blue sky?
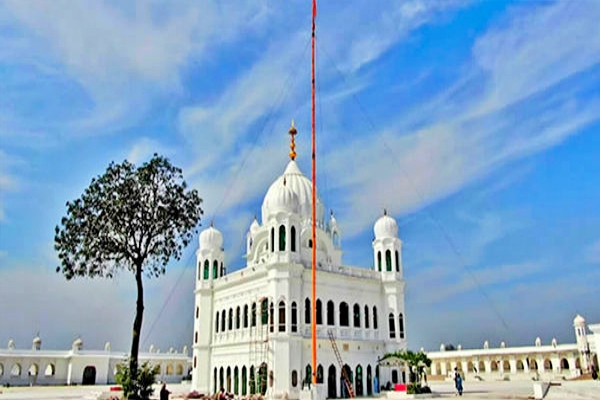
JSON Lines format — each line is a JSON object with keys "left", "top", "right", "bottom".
{"left": 1, "top": 0, "right": 599, "bottom": 353}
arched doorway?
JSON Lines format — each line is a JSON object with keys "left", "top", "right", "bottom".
{"left": 355, "top": 365, "right": 363, "bottom": 397}
{"left": 258, "top": 363, "right": 268, "bottom": 395}
{"left": 366, "top": 365, "right": 372, "bottom": 396}
{"left": 560, "top": 358, "right": 569, "bottom": 370}
{"left": 328, "top": 365, "right": 337, "bottom": 399}
{"left": 82, "top": 366, "right": 96, "bottom": 385}
{"left": 340, "top": 364, "right": 353, "bottom": 399}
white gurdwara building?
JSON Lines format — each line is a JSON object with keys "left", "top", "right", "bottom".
{"left": 191, "top": 131, "right": 407, "bottom": 399}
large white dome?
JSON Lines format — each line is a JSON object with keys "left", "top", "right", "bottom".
{"left": 261, "top": 161, "right": 325, "bottom": 223}
{"left": 374, "top": 211, "right": 398, "bottom": 239}
{"left": 199, "top": 224, "right": 223, "bottom": 250}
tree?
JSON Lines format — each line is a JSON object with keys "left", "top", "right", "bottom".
{"left": 380, "top": 350, "right": 432, "bottom": 387}
{"left": 54, "top": 154, "right": 203, "bottom": 397}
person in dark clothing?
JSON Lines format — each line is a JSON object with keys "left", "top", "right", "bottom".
{"left": 160, "top": 383, "right": 171, "bottom": 400}
{"left": 454, "top": 368, "right": 463, "bottom": 396}
{"left": 592, "top": 364, "right": 598, "bottom": 380}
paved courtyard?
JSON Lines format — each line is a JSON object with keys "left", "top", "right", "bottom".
{"left": 0, "top": 380, "right": 598, "bottom": 400}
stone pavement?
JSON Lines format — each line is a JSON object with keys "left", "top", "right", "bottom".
{"left": 0, "top": 381, "right": 598, "bottom": 400}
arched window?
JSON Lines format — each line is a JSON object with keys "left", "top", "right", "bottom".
{"left": 317, "top": 365, "right": 324, "bottom": 384}
{"left": 195, "top": 331, "right": 198, "bottom": 343}
{"left": 305, "top": 298, "right": 311, "bottom": 324}
{"left": 243, "top": 305, "right": 249, "bottom": 328}
{"left": 308, "top": 239, "right": 313, "bottom": 248}
{"left": 339, "top": 302, "right": 349, "bottom": 327}
{"left": 215, "top": 312, "right": 220, "bottom": 333}
{"left": 353, "top": 304, "right": 361, "bottom": 328}
{"left": 204, "top": 260, "right": 209, "bottom": 280}
{"left": 269, "top": 302, "right": 274, "bottom": 332}
{"left": 271, "top": 228, "right": 275, "bottom": 252}
{"left": 221, "top": 311, "right": 226, "bottom": 332}
{"left": 292, "top": 370, "right": 298, "bottom": 387}
{"left": 196, "top": 307, "right": 199, "bottom": 319}
{"left": 385, "top": 250, "right": 392, "bottom": 271}
{"left": 228, "top": 308, "right": 233, "bottom": 330}
{"left": 316, "top": 299, "right": 323, "bottom": 325}
{"left": 388, "top": 313, "right": 396, "bottom": 338}
{"left": 250, "top": 366, "right": 256, "bottom": 394}
{"left": 291, "top": 302, "right": 298, "bottom": 332}
{"left": 279, "top": 301, "right": 286, "bottom": 332}
{"left": 398, "top": 313, "right": 405, "bottom": 339}
{"left": 242, "top": 366, "right": 247, "bottom": 395}
{"left": 236, "top": 307, "right": 241, "bottom": 329}
{"left": 261, "top": 299, "right": 269, "bottom": 325}
{"left": 234, "top": 367, "right": 239, "bottom": 395}
{"left": 279, "top": 225, "right": 286, "bottom": 251}
{"left": 251, "top": 302, "right": 257, "bottom": 327}
{"left": 373, "top": 306, "right": 378, "bottom": 330}
{"left": 198, "top": 262, "right": 201, "bottom": 280}
{"left": 364, "top": 306, "right": 370, "bottom": 329}
{"left": 305, "top": 364, "right": 312, "bottom": 386}
{"left": 395, "top": 250, "right": 400, "bottom": 272}
{"left": 213, "top": 260, "right": 218, "bottom": 279}
{"left": 327, "top": 301, "right": 335, "bottom": 326}
{"left": 377, "top": 251, "right": 382, "bottom": 271}
{"left": 291, "top": 226, "right": 296, "bottom": 252}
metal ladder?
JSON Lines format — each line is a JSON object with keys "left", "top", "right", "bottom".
{"left": 327, "top": 329, "right": 355, "bottom": 398}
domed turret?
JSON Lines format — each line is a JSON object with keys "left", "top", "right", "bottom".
{"left": 32, "top": 336, "right": 41, "bottom": 350}
{"left": 249, "top": 217, "right": 260, "bottom": 234}
{"left": 327, "top": 210, "right": 338, "bottom": 232}
{"left": 374, "top": 210, "right": 398, "bottom": 239}
{"left": 72, "top": 337, "right": 83, "bottom": 351}
{"left": 574, "top": 314, "right": 586, "bottom": 325}
{"left": 7, "top": 339, "right": 15, "bottom": 350}
{"left": 199, "top": 223, "right": 223, "bottom": 250}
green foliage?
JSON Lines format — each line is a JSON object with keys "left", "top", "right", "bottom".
{"left": 55, "top": 154, "right": 202, "bottom": 390}
{"left": 54, "top": 154, "right": 203, "bottom": 280}
{"left": 115, "top": 359, "right": 160, "bottom": 400}
{"left": 380, "top": 350, "right": 432, "bottom": 385}
{"left": 407, "top": 383, "right": 431, "bottom": 394}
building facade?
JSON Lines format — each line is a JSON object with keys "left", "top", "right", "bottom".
{"left": 0, "top": 337, "right": 190, "bottom": 386}
{"left": 427, "top": 314, "right": 599, "bottom": 381}
{"left": 191, "top": 136, "right": 407, "bottom": 399}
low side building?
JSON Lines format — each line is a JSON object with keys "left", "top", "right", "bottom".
{"left": 427, "top": 314, "right": 598, "bottom": 381}
{"left": 0, "top": 337, "right": 190, "bottom": 386}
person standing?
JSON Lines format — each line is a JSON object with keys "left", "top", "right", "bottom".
{"left": 592, "top": 364, "right": 598, "bottom": 380}
{"left": 160, "top": 383, "right": 171, "bottom": 400}
{"left": 454, "top": 368, "right": 463, "bottom": 396}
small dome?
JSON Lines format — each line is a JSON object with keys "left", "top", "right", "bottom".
{"left": 8, "top": 339, "right": 15, "bottom": 349}
{"left": 374, "top": 210, "right": 398, "bottom": 239}
{"left": 327, "top": 210, "right": 338, "bottom": 231}
{"left": 574, "top": 314, "right": 586, "bottom": 325}
{"left": 199, "top": 224, "right": 223, "bottom": 250}
{"left": 72, "top": 337, "right": 83, "bottom": 349}
{"left": 33, "top": 336, "right": 41, "bottom": 345}
{"left": 249, "top": 217, "right": 260, "bottom": 234}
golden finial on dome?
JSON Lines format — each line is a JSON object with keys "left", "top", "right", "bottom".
{"left": 288, "top": 119, "right": 297, "bottom": 160}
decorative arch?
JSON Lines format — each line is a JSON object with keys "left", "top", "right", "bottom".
{"left": 317, "top": 364, "right": 324, "bottom": 384}
{"left": 166, "top": 364, "right": 174, "bottom": 375}
{"left": 544, "top": 359, "right": 552, "bottom": 370}
{"left": 269, "top": 301, "right": 275, "bottom": 332}
{"left": 234, "top": 366, "right": 239, "bottom": 395}
{"left": 395, "top": 250, "right": 400, "bottom": 272}
{"left": 204, "top": 260, "right": 209, "bottom": 280}
{"left": 502, "top": 360, "right": 510, "bottom": 372}
{"left": 491, "top": 361, "right": 498, "bottom": 371}
{"left": 261, "top": 298, "right": 269, "bottom": 325}
{"left": 377, "top": 251, "right": 382, "bottom": 271}
{"left": 373, "top": 306, "right": 378, "bottom": 329}
{"left": 316, "top": 299, "right": 323, "bottom": 325}
{"left": 227, "top": 366, "right": 232, "bottom": 392}
{"left": 291, "top": 302, "right": 298, "bottom": 332}
{"left": 236, "top": 306, "right": 241, "bottom": 329}
{"left": 44, "top": 363, "right": 55, "bottom": 377}
{"left": 355, "top": 365, "right": 364, "bottom": 396}
{"left": 271, "top": 228, "right": 275, "bottom": 252}
{"left": 213, "top": 260, "right": 218, "bottom": 279}
{"left": 364, "top": 306, "right": 370, "bottom": 329}
{"left": 305, "top": 298, "right": 311, "bottom": 324}
{"left": 242, "top": 366, "right": 247, "bottom": 395}
{"left": 560, "top": 358, "right": 569, "bottom": 370}
{"left": 398, "top": 313, "right": 405, "bottom": 339}
{"left": 388, "top": 313, "right": 396, "bottom": 339}
{"left": 221, "top": 311, "right": 226, "bottom": 332}
{"left": 291, "top": 226, "right": 297, "bottom": 252}
{"left": 219, "top": 366, "right": 224, "bottom": 391}
{"left": 339, "top": 302, "right": 349, "bottom": 327}
{"left": 176, "top": 364, "right": 184, "bottom": 375}
{"left": 252, "top": 302, "right": 257, "bottom": 327}
{"left": 11, "top": 363, "right": 21, "bottom": 377}
{"left": 228, "top": 308, "right": 233, "bottom": 330}
{"left": 353, "top": 304, "right": 361, "bottom": 328}
{"left": 385, "top": 250, "right": 392, "bottom": 271}
{"left": 366, "top": 365, "right": 373, "bottom": 396}
{"left": 215, "top": 312, "right": 220, "bottom": 333}
{"left": 328, "top": 364, "right": 337, "bottom": 398}
{"left": 327, "top": 300, "right": 335, "bottom": 325}
{"left": 278, "top": 300, "right": 286, "bottom": 332}
{"left": 28, "top": 363, "right": 39, "bottom": 376}
{"left": 279, "top": 225, "right": 286, "bottom": 251}
{"left": 244, "top": 305, "right": 249, "bottom": 328}
{"left": 516, "top": 360, "right": 524, "bottom": 371}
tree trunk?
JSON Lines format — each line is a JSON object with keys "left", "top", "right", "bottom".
{"left": 130, "top": 264, "right": 145, "bottom": 386}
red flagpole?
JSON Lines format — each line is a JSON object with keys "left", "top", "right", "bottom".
{"left": 311, "top": 0, "right": 318, "bottom": 386}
